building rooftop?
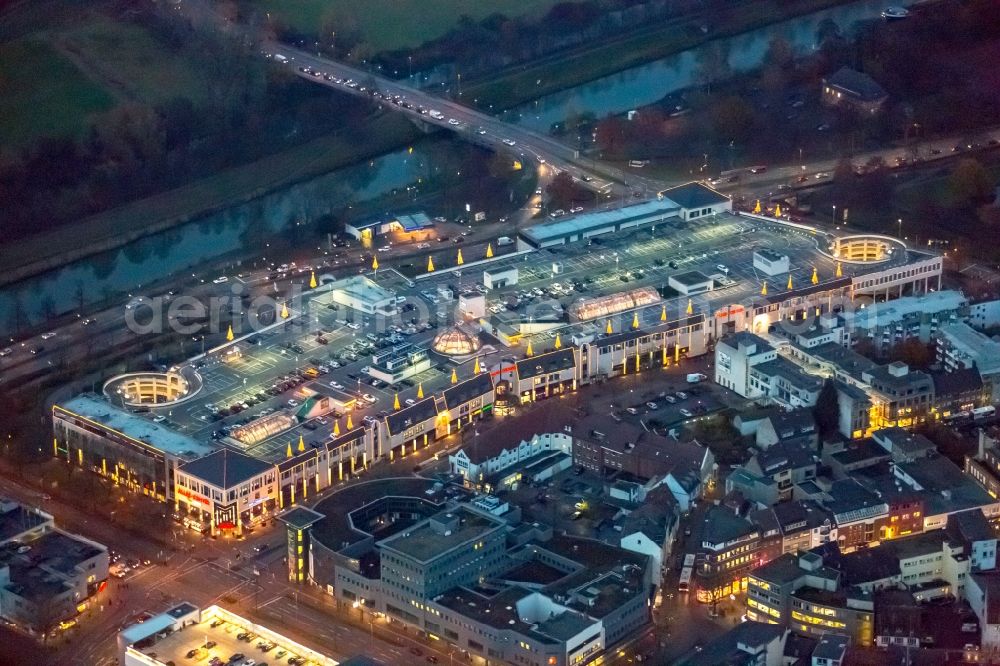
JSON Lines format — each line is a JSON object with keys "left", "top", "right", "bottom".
{"left": 0, "top": 503, "right": 51, "bottom": 545}
{"left": 842, "top": 290, "right": 966, "bottom": 329}
{"left": 519, "top": 199, "right": 681, "bottom": 244}
{"left": 277, "top": 506, "right": 325, "bottom": 530}
{"left": 0, "top": 530, "right": 105, "bottom": 602}
{"left": 678, "top": 621, "right": 785, "bottom": 666}
{"left": 458, "top": 402, "right": 577, "bottom": 464}
{"left": 178, "top": 448, "right": 273, "bottom": 489}
{"left": 932, "top": 367, "right": 985, "bottom": 397}
{"left": 383, "top": 397, "right": 438, "bottom": 435}
{"left": 701, "top": 506, "right": 758, "bottom": 547}
{"left": 806, "top": 342, "right": 878, "bottom": 381}
{"left": 671, "top": 270, "right": 712, "bottom": 287}
{"left": 720, "top": 331, "right": 773, "bottom": 354}
{"left": 515, "top": 348, "right": 577, "bottom": 380}
{"left": 826, "top": 67, "right": 888, "bottom": 102}
{"left": 752, "top": 357, "right": 823, "bottom": 392}
{"left": 378, "top": 506, "right": 504, "bottom": 563}
{"left": 332, "top": 275, "right": 395, "bottom": 304}
{"left": 750, "top": 439, "right": 816, "bottom": 477}
{"left": 55, "top": 395, "right": 215, "bottom": 461}
{"left": 661, "top": 181, "right": 730, "bottom": 209}
{"left": 442, "top": 373, "right": 494, "bottom": 410}
{"left": 813, "top": 634, "right": 850, "bottom": 661}
{"left": 829, "top": 439, "right": 890, "bottom": 467}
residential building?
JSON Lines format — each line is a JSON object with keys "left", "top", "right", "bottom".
{"left": 932, "top": 367, "right": 990, "bottom": 417}
{"left": 0, "top": 501, "right": 109, "bottom": 635}
{"left": 756, "top": 409, "right": 818, "bottom": 451}
{"left": 715, "top": 332, "right": 778, "bottom": 396}
{"left": 821, "top": 67, "right": 888, "bottom": 113}
{"left": 693, "top": 506, "right": 763, "bottom": 603}
{"left": 500, "top": 348, "right": 578, "bottom": 404}
{"left": 746, "top": 551, "right": 874, "bottom": 646}
{"left": 743, "top": 439, "right": 818, "bottom": 503}
{"left": 870, "top": 427, "right": 934, "bottom": 463}
{"left": 677, "top": 621, "right": 787, "bottom": 666}
{"left": 862, "top": 362, "right": 934, "bottom": 429}
{"left": 936, "top": 322, "right": 1000, "bottom": 399}
{"left": 840, "top": 290, "right": 967, "bottom": 351}
{"left": 968, "top": 573, "right": 1000, "bottom": 651}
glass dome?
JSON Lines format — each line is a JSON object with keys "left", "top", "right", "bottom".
{"left": 432, "top": 327, "right": 481, "bottom": 356}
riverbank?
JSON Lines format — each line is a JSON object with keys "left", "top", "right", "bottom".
{"left": 463, "top": 0, "right": 856, "bottom": 111}
{"left": 0, "top": 112, "right": 422, "bottom": 288}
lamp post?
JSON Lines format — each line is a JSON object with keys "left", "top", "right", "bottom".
{"left": 832, "top": 205, "right": 837, "bottom": 225}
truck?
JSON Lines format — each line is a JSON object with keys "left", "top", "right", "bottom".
{"left": 274, "top": 54, "right": 288, "bottom": 63}
{"left": 686, "top": 373, "right": 707, "bottom": 384}
{"left": 497, "top": 236, "right": 514, "bottom": 246}
{"left": 429, "top": 110, "right": 445, "bottom": 120}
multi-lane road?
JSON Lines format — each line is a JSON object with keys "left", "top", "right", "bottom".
{"left": 269, "top": 44, "right": 667, "bottom": 199}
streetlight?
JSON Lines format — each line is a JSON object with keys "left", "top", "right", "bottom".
{"left": 897, "top": 218, "right": 902, "bottom": 239}
{"left": 832, "top": 205, "right": 837, "bottom": 225}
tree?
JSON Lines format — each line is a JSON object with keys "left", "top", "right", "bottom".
{"left": 594, "top": 116, "right": 628, "bottom": 156}
{"left": 546, "top": 171, "right": 578, "bottom": 209}
{"left": 813, "top": 380, "right": 840, "bottom": 443}
{"left": 888, "top": 339, "right": 934, "bottom": 370}
{"left": 710, "top": 96, "right": 755, "bottom": 145}
{"left": 949, "top": 158, "right": 993, "bottom": 207}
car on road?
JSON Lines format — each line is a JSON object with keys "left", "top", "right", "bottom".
{"left": 626, "top": 407, "right": 639, "bottom": 415}
{"left": 346, "top": 322, "right": 360, "bottom": 330}
{"left": 677, "top": 391, "right": 689, "bottom": 400}
{"left": 477, "top": 128, "right": 487, "bottom": 135}
{"left": 679, "top": 408, "right": 693, "bottom": 418}
{"left": 152, "top": 415, "right": 166, "bottom": 423}
{"left": 29, "top": 346, "right": 44, "bottom": 355}
{"left": 40, "top": 331, "right": 56, "bottom": 340}
{"left": 287, "top": 399, "right": 300, "bottom": 408}
{"left": 448, "top": 118, "right": 460, "bottom": 126}
{"left": 362, "top": 393, "right": 378, "bottom": 404}
{"left": 0, "top": 348, "right": 12, "bottom": 357}
{"left": 646, "top": 402, "right": 658, "bottom": 410}
{"left": 664, "top": 395, "right": 677, "bottom": 404}
{"left": 502, "top": 138, "right": 516, "bottom": 146}
{"left": 571, "top": 206, "right": 584, "bottom": 213}
{"left": 213, "top": 276, "right": 229, "bottom": 284}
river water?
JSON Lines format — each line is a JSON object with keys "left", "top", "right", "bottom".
{"left": 0, "top": 144, "right": 437, "bottom": 334}
{"left": 506, "top": 0, "right": 914, "bottom": 132}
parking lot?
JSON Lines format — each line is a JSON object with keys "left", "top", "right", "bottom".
{"left": 135, "top": 210, "right": 859, "bottom": 466}
{"left": 134, "top": 609, "right": 334, "bottom": 666}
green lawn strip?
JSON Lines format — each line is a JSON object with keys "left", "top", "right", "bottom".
{"left": 0, "top": 37, "right": 114, "bottom": 149}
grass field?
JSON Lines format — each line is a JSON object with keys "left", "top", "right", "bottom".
{"left": 0, "top": 37, "right": 115, "bottom": 149}
{"left": 59, "top": 19, "right": 208, "bottom": 105}
{"left": 249, "top": 0, "right": 561, "bottom": 51}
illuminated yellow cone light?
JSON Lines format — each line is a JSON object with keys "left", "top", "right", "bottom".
{"left": 451, "top": 367, "right": 459, "bottom": 384}
{"left": 457, "top": 249, "right": 464, "bottom": 266}
{"left": 836, "top": 262, "right": 843, "bottom": 278}
{"left": 761, "top": 281, "right": 768, "bottom": 296}
{"left": 372, "top": 256, "right": 379, "bottom": 271}
{"left": 811, "top": 266, "right": 819, "bottom": 285}
{"left": 632, "top": 312, "right": 640, "bottom": 330}
{"left": 427, "top": 255, "right": 435, "bottom": 272}
{"left": 526, "top": 338, "right": 534, "bottom": 356}
{"left": 280, "top": 301, "right": 290, "bottom": 319}
{"left": 661, "top": 305, "right": 667, "bottom": 322}
{"left": 787, "top": 275, "right": 794, "bottom": 290}
{"left": 774, "top": 204, "right": 782, "bottom": 218}
{"left": 347, "top": 414, "right": 354, "bottom": 429}
{"left": 554, "top": 333, "right": 562, "bottom": 349}
{"left": 753, "top": 200, "right": 762, "bottom": 214}
{"left": 686, "top": 299, "right": 693, "bottom": 315}
{"left": 226, "top": 325, "right": 234, "bottom": 342}
{"left": 394, "top": 393, "right": 401, "bottom": 410}
{"left": 417, "top": 383, "right": 424, "bottom": 399}
{"left": 310, "top": 271, "right": 318, "bottom": 289}
{"left": 286, "top": 442, "right": 293, "bottom": 458}
{"left": 474, "top": 357, "right": 481, "bottom": 374}
{"left": 298, "top": 434, "right": 305, "bottom": 453}
{"left": 486, "top": 243, "right": 494, "bottom": 259}
{"left": 606, "top": 319, "right": 613, "bottom": 335}
{"left": 333, "top": 419, "right": 340, "bottom": 436}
